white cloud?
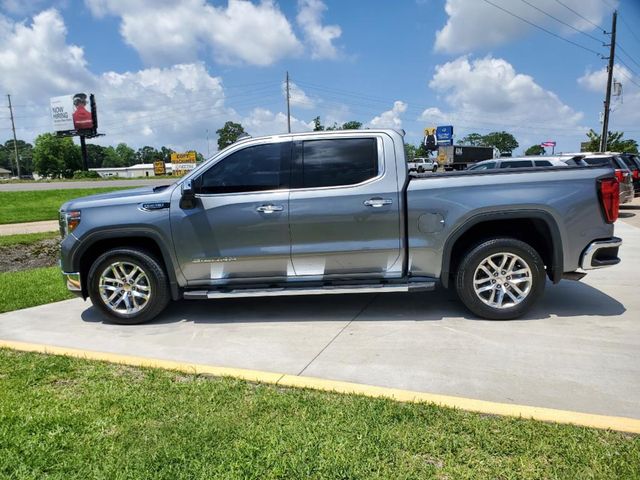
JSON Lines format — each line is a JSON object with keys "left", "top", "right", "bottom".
{"left": 85, "top": 0, "right": 303, "bottom": 66}
{"left": 241, "top": 107, "right": 313, "bottom": 137}
{"left": 283, "top": 81, "right": 316, "bottom": 109}
{"left": 368, "top": 101, "right": 408, "bottom": 129}
{"left": 423, "top": 56, "right": 583, "bottom": 127}
{"left": 0, "top": 10, "right": 238, "bottom": 152}
{"left": 0, "top": 9, "right": 95, "bottom": 98}
{"left": 296, "top": 0, "right": 341, "bottom": 59}
{"left": 435, "top": 0, "right": 609, "bottom": 53}
{"left": 578, "top": 65, "right": 640, "bottom": 130}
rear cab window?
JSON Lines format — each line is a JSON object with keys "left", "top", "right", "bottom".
{"left": 534, "top": 160, "right": 552, "bottom": 167}
{"left": 499, "top": 160, "right": 533, "bottom": 168}
{"left": 295, "top": 138, "right": 379, "bottom": 188}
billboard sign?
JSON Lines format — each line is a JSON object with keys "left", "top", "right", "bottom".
{"left": 153, "top": 160, "right": 166, "bottom": 176}
{"left": 171, "top": 151, "right": 197, "bottom": 176}
{"left": 436, "top": 125, "right": 454, "bottom": 146}
{"left": 50, "top": 93, "right": 97, "bottom": 135}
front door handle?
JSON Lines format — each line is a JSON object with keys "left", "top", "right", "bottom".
{"left": 256, "top": 204, "right": 284, "bottom": 213}
{"left": 364, "top": 197, "right": 393, "bottom": 208}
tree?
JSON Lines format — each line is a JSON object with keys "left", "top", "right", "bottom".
{"left": 3, "top": 140, "right": 34, "bottom": 175}
{"left": 115, "top": 143, "right": 136, "bottom": 166}
{"left": 216, "top": 121, "right": 246, "bottom": 150}
{"left": 584, "top": 129, "right": 638, "bottom": 153}
{"left": 86, "top": 144, "right": 107, "bottom": 169}
{"left": 32, "top": 134, "right": 81, "bottom": 178}
{"left": 341, "top": 120, "right": 362, "bottom": 130}
{"left": 461, "top": 133, "right": 484, "bottom": 146}
{"left": 102, "top": 146, "right": 122, "bottom": 168}
{"left": 135, "top": 146, "right": 162, "bottom": 164}
{"left": 525, "top": 145, "right": 545, "bottom": 156}
{"left": 405, "top": 144, "right": 417, "bottom": 161}
{"left": 481, "top": 131, "right": 519, "bottom": 155}
{"left": 312, "top": 116, "right": 324, "bottom": 131}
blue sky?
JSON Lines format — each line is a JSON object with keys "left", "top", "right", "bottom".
{"left": 1, "top": 0, "right": 639, "bottom": 155}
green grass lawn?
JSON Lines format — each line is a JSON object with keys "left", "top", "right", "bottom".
{"left": 0, "top": 349, "right": 637, "bottom": 479}
{"left": 0, "top": 188, "right": 127, "bottom": 224}
{"left": 0, "top": 231, "right": 59, "bottom": 247}
{"left": 0, "top": 266, "right": 74, "bottom": 313}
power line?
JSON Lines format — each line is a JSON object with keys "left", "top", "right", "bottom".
{"left": 618, "top": 10, "right": 640, "bottom": 45}
{"left": 616, "top": 61, "right": 640, "bottom": 88}
{"left": 554, "top": 0, "right": 605, "bottom": 31}
{"left": 482, "top": 0, "right": 603, "bottom": 55}
{"left": 519, "top": 0, "right": 604, "bottom": 43}
{"left": 617, "top": 44, "right": 640, "bottom": 71}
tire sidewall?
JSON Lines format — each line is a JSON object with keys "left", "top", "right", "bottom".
{"left": 455, "top": 238, "right": 545, "bottom": 320}
{"left": 88, "top": 249, "right": 169, "bottom": 325}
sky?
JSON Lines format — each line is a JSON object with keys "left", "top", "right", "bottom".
{"left": 1, "top": 0, "right": 639, "bottom": 156}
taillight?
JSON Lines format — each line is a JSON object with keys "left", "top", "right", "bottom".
{"left": 598, "top": 178, "right": 619, "bottom": 223}
{"left": 633, "top": 169, "right": 639, "bottom": 180}
{"left": 614, "top": 169, "right": 625, "bottom": 182}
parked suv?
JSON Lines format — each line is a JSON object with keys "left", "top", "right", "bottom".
{"left": 467, "top": 157, "right": 569, "bottom": 170}
{"left": 569, "top": 154, "right": 635, "bottom": 204}
{"left": 408, "top": 157, "right": 438, "bottom": 173}
{"left": 618, "top": 153, "right": 640, "bottom": 197}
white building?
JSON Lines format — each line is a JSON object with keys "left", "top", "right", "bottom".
{"left": 90, "top": 163, "right": 173, "bottom": 178}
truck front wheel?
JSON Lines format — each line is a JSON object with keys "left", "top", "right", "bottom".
{"left": 455, "top": 238, "right": 545, "bottom": 320}
{"left": 88, "top": 248, "right": 170, "bottom": 325}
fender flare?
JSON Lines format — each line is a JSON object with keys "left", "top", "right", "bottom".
{"left": 440, "top": 209, "right": 564, "bottom": 288}
{"left": 70, "top": 227, "right": 182, "bottom": 300}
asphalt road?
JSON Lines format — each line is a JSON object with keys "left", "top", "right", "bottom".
{"left": 0, "top": 221, "right": 638, "bottom": 419}
{"left": 0, "top": 179, "right": 173, "bottom": 191}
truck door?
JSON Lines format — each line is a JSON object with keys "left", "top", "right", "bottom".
{"left": 288, "top": 135, "right": 403, "bottom": 278}
{"left": 170, "top": 141, "right": 293, "bottom": 285}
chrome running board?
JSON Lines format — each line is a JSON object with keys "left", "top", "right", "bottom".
{"left": 183, "top": 281, "right": 435, "bottom": 300}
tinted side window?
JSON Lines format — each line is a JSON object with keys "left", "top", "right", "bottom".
{"left": 534, "top": 160, "right": 552, "bottom": 167}
{"left": 301, "top": 138, "right": 378, "bottom": 188}
{"left": 499, "top": 161, "right": 533, "bottom": 168}
{"left": 583, "top": 157, "right": 613, "bottom": 167}
{"left": 199, "top": 143, "right": 288, "bottom": 194}
{"left": 469, "top": 162, "right": 495, "bottom": 170}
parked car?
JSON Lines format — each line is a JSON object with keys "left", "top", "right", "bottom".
{"left": 408, "top": 157, "right": 438, "bottom": 173}
{"left": 563, "top": 153, "right": 635, "bottom": 204}
{"left": 467, "top": 157, "right": 569, "bottom": 170}
{"left": 59, "top": 129, "right": 622, "bottom": 324}
{"left": 618, "top": 153, "right": 640, "bottom": 197}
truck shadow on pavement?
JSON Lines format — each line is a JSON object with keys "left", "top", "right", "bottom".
{"left": 81, "top": 279, "right": 625, "bottom": 325}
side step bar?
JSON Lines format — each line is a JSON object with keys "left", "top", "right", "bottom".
{"left": 183, "top": 281, "right": 436, "bottom": 300}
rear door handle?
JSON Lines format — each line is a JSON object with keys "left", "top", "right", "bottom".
{"left": 364, "top": 197, "right": 393, "bottom": 208}
{"left": 256, "top": 204, "right": 284, "bottom": 213}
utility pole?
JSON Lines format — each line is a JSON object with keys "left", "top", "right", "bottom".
{"left": 600, "top": 10, "right": 617, "bottom": 152}
{"left": 206, "top": 128, "right": 210, "bottom": 156}
{"left": 285, "top": 71, "right": 291, "bottom": 133}
{"left": 7, "top": 94, "right": 21, "bottom": 177}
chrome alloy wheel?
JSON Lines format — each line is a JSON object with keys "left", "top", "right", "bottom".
{"left": 99, "top": 261, "right": 151, "bottom": 315}
{"left": 472, "top": 253, "right": 532, "bottom": 309}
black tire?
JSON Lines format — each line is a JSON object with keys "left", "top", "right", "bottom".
{"left": 432, "top": 166, "right": 438, "bottom": 172}
{"left": 454, "top": 238, "right": 545, "bottom": 320}
{"left": 418, "top": 167, "right": 424, "bottom": 173}
{"left": 88, "top": 248, "right": 170, "bottom": 325}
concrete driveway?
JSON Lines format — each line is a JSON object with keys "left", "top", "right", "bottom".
{"left": 1, "top": 222, "right": 638, "bottom": 420}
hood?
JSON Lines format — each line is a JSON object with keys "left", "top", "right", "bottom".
{"left": 60, "top": 184, "right": 175, "bottom": 212}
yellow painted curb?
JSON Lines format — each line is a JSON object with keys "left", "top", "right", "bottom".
{"left": 1, "top": 339, "right": 639, "bottom": 434}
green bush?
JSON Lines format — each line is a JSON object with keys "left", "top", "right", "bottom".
{"left": 72, "top": 170, "right": 101, "bottom": 179}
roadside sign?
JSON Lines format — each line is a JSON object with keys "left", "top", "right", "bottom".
{"left": 153, "top": 160, "right": 166, "bottom": 176}
{"left": 171, "top": 151, "right": 197, "bottom": 176}
{"left": 540, "top": 141, "right": 556, "bottom": 147}
{"left": 436, "top": 125, "right": 454, "bottom": 146}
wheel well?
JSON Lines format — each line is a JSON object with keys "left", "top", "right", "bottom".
{"left": 445, "top": 218, "right": 557, "bottom": 287}
{"left": 78, "top": 237, "right": 166, "bottom": 298}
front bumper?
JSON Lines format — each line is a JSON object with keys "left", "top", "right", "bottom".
{"left": 62, "top": 271, "right": 83, "bottom": 296}
{"left": 579, "top": 237, "right": 622, "bottom": 270}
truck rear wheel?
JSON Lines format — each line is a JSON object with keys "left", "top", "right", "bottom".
{"left": 455, "top": 238, "right": 545, "bottom": 320}
{"left": 88, "top": 248, "right": 170, "bottom": 325}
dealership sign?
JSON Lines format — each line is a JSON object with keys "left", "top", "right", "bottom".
{"left": 436, "top": 125, "right": 454, "bottom": 146}
{"left": 171, "top": 151, "right": 197, "bottom": 176}
{"left": 50, "top": 93, "right": 97, "bottom": 135}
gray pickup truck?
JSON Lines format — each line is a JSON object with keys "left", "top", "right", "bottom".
{"left": 59, "top": 129, "right": 622, "bottom": 324}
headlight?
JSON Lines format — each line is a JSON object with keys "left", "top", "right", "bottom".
{"left": 59, "top": 210, "right": 81, "bottom": 238}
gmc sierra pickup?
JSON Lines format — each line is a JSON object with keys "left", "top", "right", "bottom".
{"left": 59, "top": 129, "right": 622, "bottom": 324}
